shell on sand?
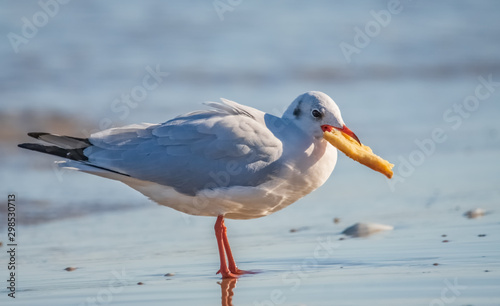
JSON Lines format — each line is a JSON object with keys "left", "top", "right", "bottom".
{"left": 464, "top": 208, "right": 486, "bottom": 219}
{"left": 342, "top": 222, "right": 393, "bottom": 238}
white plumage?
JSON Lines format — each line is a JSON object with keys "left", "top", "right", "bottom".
{"left": 55, "top": 91, "right": 344, "bottom": 219}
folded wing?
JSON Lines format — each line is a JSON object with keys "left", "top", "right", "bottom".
{"left": 63, "top": 100, "right": 283, "bottom": 195}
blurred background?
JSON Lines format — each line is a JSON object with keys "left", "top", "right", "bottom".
{"left": 1, "top": 0, "right": 499, "bottom": 224}
{"left": 0, "top": 1, "right": 499, "bottom": 304}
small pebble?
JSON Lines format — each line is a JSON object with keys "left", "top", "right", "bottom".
{"left": 442, "top": 240, "right": 449, "bottom": 243}
{"left": 289, "top": 226, "right": 309, "bottom": 233}
{"left": 342, "top": 222, "right": 393, "bottom": 238}
{"left": 464, "top": 208, "right": 485, "bottom": 219}
{"left": 333, "top": 218, "right": 341, "bottom": 224}
{"left": 137, "top": 282, "right": 144, "bottom": 285}
{"left": 485, "top": 270, "right": 490, "bottom": 272}
{"left": 433, "top": 263, "right": 439, "bottom": 266}
{"left": 338, "top": 237, "right": 345, "bottom": 240}
{"left": 478, "top": 234, "right": 486, "bottom": 237}
{"left": 64, "top": 267, "right": 77, "bottom": 272}
{"left": 164, "top": 273, "right": 175, "bottom": 277}
{"left": 441, "top": 234, "right": 447, "bottom": 237}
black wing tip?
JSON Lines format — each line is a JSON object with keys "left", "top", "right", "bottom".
{"left": 27, "top": 132, "right": 50, "bottom": 139}
{"left": 18, "top": 142, "right": 88, "bottom": 161}
{"left": 26, "top": 132, "right": 92, "bottom": 146}
{"left": 18, "top": 142, "right": 51, "bottom": 153}
{"left": 18, "top": 143, "right": 34, "bottom": 150}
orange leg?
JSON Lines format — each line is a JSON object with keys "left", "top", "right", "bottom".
{"left": 215, "top": 215, "right": 255, "bottom": 278}
{"left": 215, "top": 215, "right": 238, "bottom": 278}
{"left": 221, "top": 219, "right": 252, "bottom": 275}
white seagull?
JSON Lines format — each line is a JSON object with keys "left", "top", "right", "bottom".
{"left": 19, "top": 91, "right": 365, "bottom": 278}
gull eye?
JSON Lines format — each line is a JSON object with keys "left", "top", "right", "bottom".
{"left": 312, "top": 109, "right": 322, "bottom": 119}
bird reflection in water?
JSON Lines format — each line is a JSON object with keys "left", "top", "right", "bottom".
{"left": 218, "top": 278, "right": 237, "bottom": 306}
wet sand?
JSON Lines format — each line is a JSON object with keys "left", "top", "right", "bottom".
{"left": 1, "top": 107, "right": 499, "bottom": 305}
{"left": 1, "top": 188, "right": 499, "bottom": 305}
{"left": 1, "top": 81, "right": 499, "bottom": 305}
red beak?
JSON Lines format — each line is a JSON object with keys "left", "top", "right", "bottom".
{"left": 322, "top": 124, "right": 361, "bottom": 145}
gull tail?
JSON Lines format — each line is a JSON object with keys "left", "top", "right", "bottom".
{"left": 19, "top": 132, "right": 131, "bottom": 179}
{"left": 18, "top": 132, "right": 91, "bottom": 161}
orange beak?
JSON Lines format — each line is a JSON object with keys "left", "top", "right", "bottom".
{"left": 321, "top": 124, "right": 361, "bottom": 145}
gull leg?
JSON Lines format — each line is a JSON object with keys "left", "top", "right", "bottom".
{"left": 215, "top": 215, "right": 237, "bottom": 279}
{"left": 220, "top": 216, "right": 256, "bottom": 275}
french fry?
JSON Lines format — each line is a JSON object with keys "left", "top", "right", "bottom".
{"left": 323, "top": 129, "right": 394, "bottom": 179}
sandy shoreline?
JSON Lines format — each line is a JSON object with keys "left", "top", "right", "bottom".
{"left": 1, "top": 198, "right": 498, "bottom": 305}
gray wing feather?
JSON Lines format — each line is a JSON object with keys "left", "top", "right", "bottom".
{"left": 85, "top": 100, "right": 283, "bottom": 195}
{"left": 29, "top": 133, "right": 90, "bottom": 149}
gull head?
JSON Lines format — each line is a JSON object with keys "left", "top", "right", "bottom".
{"left": 283, "top": 91, "right": 360, "bottom": 144}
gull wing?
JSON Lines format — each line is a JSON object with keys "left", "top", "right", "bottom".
{"left": 83, "top": 99, "right": 284, "bottom": 195}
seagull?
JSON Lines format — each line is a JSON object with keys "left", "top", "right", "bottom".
{"left": 19, "top": 91, "right": 363, "bottom": 278}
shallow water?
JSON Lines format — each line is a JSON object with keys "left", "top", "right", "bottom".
{"left": 3, "top": 204, "right": 500, "bottom": 305}
{"left": 1, "top": 1, "right": 500, "bottom": 305}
